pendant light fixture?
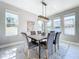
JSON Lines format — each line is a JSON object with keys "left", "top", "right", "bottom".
{"left": 38, "top": 0, "right": 49, "bottom": 20}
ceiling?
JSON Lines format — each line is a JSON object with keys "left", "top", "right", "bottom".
{"left": 1, "top": 0, "right": 79, "bottom": 16}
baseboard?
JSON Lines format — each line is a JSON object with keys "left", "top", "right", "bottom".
{"left": 0, "top": 41, "right": 25, "bottom": 48}
{"left": 61, "top": 40, "right": 79, "bottom": 46}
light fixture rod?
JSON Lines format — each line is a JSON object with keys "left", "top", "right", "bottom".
{"left": 45, "top": 5, "right": 46, "bottom": 17}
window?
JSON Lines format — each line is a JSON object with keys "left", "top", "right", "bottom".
{"left": 36, "top": 20, "right": 44, "bottom": 31}
{"left": 53, "top": 18, "right": 61, "bottom": 32}
{"left": 46, "top": 20, "right": 53, "bottom": 33}
{"left": 64, "top": 13, "right": 75, "bottom": 35}
{"left": 5, "top": 10, "right": 19, "bottom": 36}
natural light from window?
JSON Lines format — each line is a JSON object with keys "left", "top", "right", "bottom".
{"left": 5, "top": 10, "right": 18, "bottom": 36}
{"left": 53, "top": 18, "right": 61, "bottom": 32}
{"left": 46, "top": 20, "right": 53, "bottom": 33}
{"left": 64, "top": 14, "right": 75, "bottom": 35}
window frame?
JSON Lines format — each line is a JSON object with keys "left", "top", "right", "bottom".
{"left": 64, "top": 13, "right": 76, "bottom": 36}
{"left": 53, "top": 17, "right": 61, "bottom": 32}
{"left": 5, "top": 9, "right": 19, "bottom": 36}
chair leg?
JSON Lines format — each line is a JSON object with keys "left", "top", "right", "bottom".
{"left": 54, "top": 45, "right": 56, "bottom": 52}
{"left": 28, "top": 49, "right": 30, "bottom": 59}
{"left": 36, "top": 47, "right": 39, "bottom": 59}
{"left": 56, "top": 43, "right": 59, "bottom": 53}
{"left": 57, "top": 44, "right": 59, "bottom": 50}
{"left": 45, "top": 49, "right": 48, "bottom": 59}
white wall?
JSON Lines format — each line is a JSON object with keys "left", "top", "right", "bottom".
{"left": 0, "top": 1, "right": 38, "bottom": 45}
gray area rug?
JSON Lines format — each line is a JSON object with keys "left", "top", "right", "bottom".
{"left": 24, "top": 42, "right": 70, "bottom": 59}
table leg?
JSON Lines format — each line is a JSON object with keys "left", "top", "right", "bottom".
{"left": 39, "top": 41, "right": 40, "bottom": 59}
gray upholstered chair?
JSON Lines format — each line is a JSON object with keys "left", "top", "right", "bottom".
{"left": 47, "top": 31, "right": 55, "bottom": 59}
{"left": 21, "top": 32, "right": 38, "bottom": 59}
{"left": 53, "top": 32, "right": 61, "bottom": 52}
{"left": 37, "top": 31, "right": 41, "bottom": 34}
{"left": 30, "top": 31, "right": 36, "bottom": 35}
{"left": 40, "top": 31, "right": 55, "bottom": 59}
{"left": 41, "top": 32, "right": 46, "bottom": 36}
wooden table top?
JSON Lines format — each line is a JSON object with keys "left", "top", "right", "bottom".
{"left": 28, "top": 35, "right": 47, "bottom": 41}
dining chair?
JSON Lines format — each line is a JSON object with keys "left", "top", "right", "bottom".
{"left": 37, "top": 31, "right": 41, "bottom": 34}
{"left": 21, "top": 32, "right": 38, "bottom": 59}
{"left": 30, "top": 31, "right": 38, "bottom": 42}
{"left": 53, "top": 32, "right": 61, "bottom": 52}
{"left": 41, "top": 32, "right": 46, "bottom": 36}
{"left": 47, "top": 31, "right": 55, "bottom": 59}
{"left": 40, "top": 31, "right": 55, "bottom": 46}
{"left": 39, "top": 33, "right": 50, "bottom": 48}
{"left": 30, "top": 31, "right": 36, "bottom": 35}
{"left": 40, "top": 31, "right": 55, "bottom": 59}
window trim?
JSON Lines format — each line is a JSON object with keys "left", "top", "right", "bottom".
{"left": 64, "top": 13, "right": 76, "bottom": 36}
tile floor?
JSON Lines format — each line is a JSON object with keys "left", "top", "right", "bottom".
{"left": 0, "top": 41, "right": 79, "bottom": 59}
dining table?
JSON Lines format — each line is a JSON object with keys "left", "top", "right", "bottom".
{"left": 27, "top": 34, "right": 47, "bottom": 59}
